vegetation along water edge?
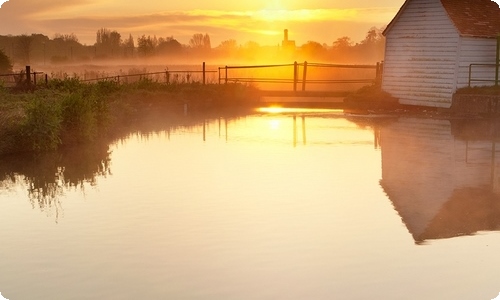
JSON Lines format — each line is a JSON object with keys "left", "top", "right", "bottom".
{"left": 0, "top": 78, "right": 260, "bottom": 156}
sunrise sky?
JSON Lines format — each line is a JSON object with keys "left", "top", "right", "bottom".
{"left": 0, "top": 0, "right": 406, "bottom": 46}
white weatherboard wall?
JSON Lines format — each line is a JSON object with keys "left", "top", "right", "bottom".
{"left": 382, "top": 0, "right": 460, "bottom": 108}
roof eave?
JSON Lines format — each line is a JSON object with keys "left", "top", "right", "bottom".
{"left": 382, "top": 0, "right": 412, "bottom": 36}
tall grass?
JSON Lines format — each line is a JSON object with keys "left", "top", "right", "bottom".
{"left": 22, "top": 95, "right": 62, "bottom": 151}
{"left": 0, "top": 77, "right": 259, "bottom": 155}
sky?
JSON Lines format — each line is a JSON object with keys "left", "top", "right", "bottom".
{"left": 0, "top": 0, "right": 407, "bottom": 46}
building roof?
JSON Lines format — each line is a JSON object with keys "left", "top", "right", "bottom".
{"left": 384, "top": 0, "right": 500, "bottom": 38}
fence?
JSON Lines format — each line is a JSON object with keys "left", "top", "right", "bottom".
{"left": 218, "top": 61, "right": 383, "bottom": 92}
{"left": 1, "top": 62, "right": 384, "bottom": 92}
{"left": 0, "top": 66, "right": 47, "bottom": 87}
{"left": 80, "top": 62, "right": 217, "bottom": 85}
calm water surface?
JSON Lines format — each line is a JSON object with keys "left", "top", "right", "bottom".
{"left": 1, "top": 110, "right": 500, "bottom": 300}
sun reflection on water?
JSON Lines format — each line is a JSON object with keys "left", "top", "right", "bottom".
{"left": 256, "top": 106, "right": 344, "bottom": 115}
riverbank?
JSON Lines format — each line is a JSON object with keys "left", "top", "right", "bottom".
{"left": 0, "top": 79, "right": 260, "bottom": 156}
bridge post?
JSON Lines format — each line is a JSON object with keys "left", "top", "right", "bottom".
{"left": 302, "top": 61, "right": 308, "bottom": 91}
{"left": 293, "top": 61, "right": 298, "bottom": 92}
{"left": 25, "top": 66, "right": 31, "bottom": 86}
{"left": 225, "top": 66, "right": 228, "bottom": 84}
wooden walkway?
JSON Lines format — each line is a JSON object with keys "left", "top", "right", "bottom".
{"left": 258, "top": 90, "right": 350, "bottom": 105}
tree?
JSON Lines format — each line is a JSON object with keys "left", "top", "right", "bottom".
{"left": 0, "top": 49, "right": 13, "bottom": 73}
{"left": 54, "top": 33, "right": 79, "bottom": 43}
{"left": 300, "top": 41, "right": 326, "bottom": 58}
{"left": 157, "top": 36, "right": 183, "bottom": 55}
{"left": 332, "top": 36, "right": 353, "bottom": 51}
{"left": 216, "top": 39, "right": 238, "bottom": 53}
{"left": 95, "top": 28, "right": 121, "bottom": 57}
{"left": 15, "top": 34, "right": 33, "bottom": 64}
{"left": 137, "top": 35, "right": 157, "bottom": 56}
{"left": 122, "top": 34, "right": 135, "bottom": 57}
{"left": 189, "top": 33, "right": 211, "bottom": 49}
{"left": 361, "top": 27, "right": 384, "bottom": 46}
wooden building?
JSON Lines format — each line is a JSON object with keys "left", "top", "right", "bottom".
{"left": 381, "top": 0, "right": 500, "bottom": 108}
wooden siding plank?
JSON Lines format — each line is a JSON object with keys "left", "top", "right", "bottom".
{"left": 382, "top": 0, "right": 459, "bottom": 107}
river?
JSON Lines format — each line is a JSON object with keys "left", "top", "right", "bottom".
{"left": 1, "top": 108, "right": 500, "bottom": 300}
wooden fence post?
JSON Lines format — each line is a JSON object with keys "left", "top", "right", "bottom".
{"left": 225, "top": 66, "right": 228, "bottom": 84}
{"left": 203, "top": 62, "right": 206, "bottom": 85}
{"left": 45, "top": 74, "right": 48, "bottom": 86}
{"left": 25, "top": 66, "right": 31, "bottom": 86}
{"left": 293, "top": 61, "right": 298, "bottom": 92}
{"left": 302, "top": 61, "right": 308, "bottom": 91}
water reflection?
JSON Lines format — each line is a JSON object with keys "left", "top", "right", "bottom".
{"left": 0, "top": 144, "right": 111, "bottom": 220}
{"left": 2, "top": 108, "right": 500, "bottom": 244}
{"left": 380, "top": 117, "right": 500, "bottom": 244}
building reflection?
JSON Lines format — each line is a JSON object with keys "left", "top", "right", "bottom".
{"left": 379, "top": 117, "right": 500, "bottom": 244}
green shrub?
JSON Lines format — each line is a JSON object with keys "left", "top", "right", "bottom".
{"left": 22, "top": 96, "right": 62, "bottom": 151}
{"left": 47, "top": 77, "right": 83, "bottom": 92}
{"left": 61, "top": 91, "right": 98, "bottom": 143}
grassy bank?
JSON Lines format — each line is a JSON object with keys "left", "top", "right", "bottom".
{"left": 0, "top": 79, "right": 260, "bottom": 156}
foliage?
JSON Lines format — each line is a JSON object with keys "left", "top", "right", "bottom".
{"left": 137, "top": 35, "right": 157, "bottom": 56}
{"left": 22, "top": 94, "right": 62, "bottom": 151}
{"left": 189, "top": 33, "right": 211, "bottom": 49}
{"left": 0, "top": 49, "right": 12, "bottom": 73}
{"left": 60, "top": 91, "right": 98, "bottom": 143}
{"left": 96, "top": 28, "right": 122, "bottom": 57}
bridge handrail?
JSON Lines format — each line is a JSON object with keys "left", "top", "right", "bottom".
{"left": 219, "top": 61, "right": 381, "bottom": 91}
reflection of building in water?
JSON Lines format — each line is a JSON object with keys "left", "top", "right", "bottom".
{"left": 380, "top": 117, "right": 500, "bottom": 243}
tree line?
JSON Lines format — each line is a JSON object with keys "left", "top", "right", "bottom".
{"left": 0, "top": 27, "right": 385, "bottom": 73}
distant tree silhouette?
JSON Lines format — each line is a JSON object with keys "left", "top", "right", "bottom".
{"left": 137, "top": 35, "right": 157, "bottom": 56}
{"left": 189, "top": 33, "right": 211, "bottom": 49}
{"left": 122, "top": 34, "right": 135, "bottom": 57}
{"left": 332, "top": 36, "right": 353, "bottom": 51}
{"left": 54, "top": 33, "right": 79, "bottom": 43}
{"left": 300, "top": 41, "right": 327, "bottom": 60}
{"left": 15, "top": 34, "right": 33, "bottom": 64}
{"left": 0, "top": 49, "right": 12, "bottom": 73}
{"left": 95, "top": 28, "right": 121, "bottom": 58}
{"left": 217, "top": 39, "right": 238, "bottom": 52}
{"left": 157, "top": 36, "right": 183, "bottom": 56}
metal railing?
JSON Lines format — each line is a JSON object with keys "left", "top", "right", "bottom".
{"left": 468, "top": 63, "right": 500, "bottom": 87}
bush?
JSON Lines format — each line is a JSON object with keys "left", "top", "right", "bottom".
{"left": 22, "top": 96, "right": 62, "bottom": 151}
{"left": 0, "top": 49, "right": 13, "bottom": 74}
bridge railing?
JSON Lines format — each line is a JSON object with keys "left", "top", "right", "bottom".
{"left": 218, "top": 61, "right": 383, "bottom": 92}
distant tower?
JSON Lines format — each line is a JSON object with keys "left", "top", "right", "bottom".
{"left": 282, "top": 29, "right": 295, "bottom": 49}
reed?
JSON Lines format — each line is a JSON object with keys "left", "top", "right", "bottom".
{"left": 0, "top": 78, "right": 259, "bottom": 155}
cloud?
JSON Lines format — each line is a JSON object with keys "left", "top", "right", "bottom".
{"left": 0, "top": 0, "right": 397, "bottom": 45}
